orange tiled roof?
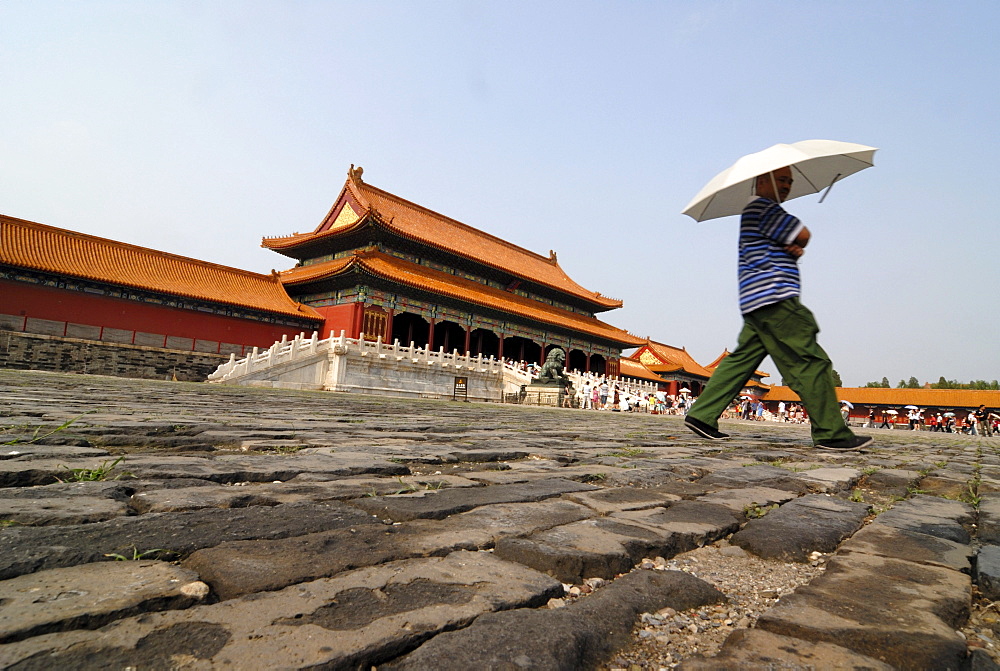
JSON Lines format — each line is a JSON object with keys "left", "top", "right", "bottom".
{"left": 629, "top": 339, "right": 712, "bottom": 378}
{"left": 618, "top": 357, "right": 664, "bottom": 383}
{"left": 1, "top": 215, "right": 322, "bottom": 321}
{"left": 262, "top": 168, "right": 622, "bottom": 311}
{"left": 764, "top": 386, "right": 1000, "bottom": 409}
{"left": 280, "top": 248, "right": 643, "bottom": 346}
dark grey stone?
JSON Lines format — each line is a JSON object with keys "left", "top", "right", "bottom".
{"left": 977, "top": 545, "right": 1000, "bottom": 601}
{"left": 874, "top": 495, "right": 973, "bottom": 544}
{"left": 348, "top": 478, "right": 597, "bottom": 522}
{"left": 730, "top": 494, "right": 870, "bottom": 562}
{"left": 698, "top": 464, "right": 814, "bottom": 494}
{"left": 384, "top": 569, "right": 726, "bottom": 670}
{"left": 0, "top": 501, "right": 374, "bottom": 579}
{"left": 756, "top": 551, "right": 971, "bottom": 670}
{"left": 184, "top": 499, "right": 596, "bottom": 600}
{"left": 0, "top": 552, "right": 562, "bottom": 670}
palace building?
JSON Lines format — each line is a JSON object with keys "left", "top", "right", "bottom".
{"left": 262, "top": 166, "right": 643, "bottom": 376}
{"left": 1, "top": 166, "right": 642, "bottom": 379}
{"left": 626, "top": 338, "right": 713, "bottom": 396}
{"left": 0, "top": 214, "right": 323, "bottom": 379}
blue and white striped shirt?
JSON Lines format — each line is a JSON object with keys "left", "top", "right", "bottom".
{"left": 738, "top": 197, "right": 804, "bottom": 315}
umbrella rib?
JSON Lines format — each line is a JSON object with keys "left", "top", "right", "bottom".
{"left": 790, "top": 165, "right": 821, "bottom": 193}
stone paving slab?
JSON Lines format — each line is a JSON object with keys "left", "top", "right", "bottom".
{"left": 755, "top": 550, "right": 971, "bottom": 669}
{"left": 386, "top": 569, "right": 726, "bottom": 670}
{"left": 697, "top": 464, "right": 818, "bottom": 494}
{"left": 874, "top": 494, "right": 974, "bottom": 544}
{"left": 977, "top": 545, "right": 1000, "bottom": 601}
{"left": 0, "top": 481, "right": 133, "bottom": 525}
{"left": 496, "top": 501, "right": 743, "bottom": 583}
{"left": 129, "top": 474, "right": 486, "bottom": 514}
{"left": 730, "top": 494, "right": 871, "bottom": 562}
{"left": 0, "top": 561, "right": 207, "bottom": 644}
{"left": 349, "top": 478, "right": 598, "bottom": 522}
{"left": 844, "top": 522, "right": 975, "bottom": 573}
{"left": 183, "top": 499, "right": 595, "bottom": 600}
{"left": 695, "top": 485, "right": 797, "bottom": 514}
{"left": 0, "top": 370, "right": 996, "bottom": 669}
{"left": 978, "top": 494, "right": 1000, "bottom": 544}
{"left": 562, "top": 486, "right": 682, "bottom": 514}
{"left": 0, "top": 501, "right": 375, "bottom": 580}
{"left": 679, "top": 628, "right": 895, "bottom": 670}
{"left": 0, "top": 444, "right": 107, "bottom": 461}
{"left": 0, "top": 551, "right": 561, "bottom": 670}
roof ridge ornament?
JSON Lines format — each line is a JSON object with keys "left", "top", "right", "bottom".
{"left": 548, "top": 249, "right": 558, "bottom": 264}
{"left": 349, "top": 164, "right": 364, "bottom": 183}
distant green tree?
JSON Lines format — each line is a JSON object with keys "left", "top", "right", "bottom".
{"left": 882, "top": 377, "right": 890, "bottom": 388}
{"left": 864, "top": 377, "right": 891, "bottom": 388}
{"left": 927, "top": 378, "right": 997, "bottom": 390}
{"left": 832, "top": 370, "right": 843, "bottom": 387}
{"left": 907, "top": 376, "right": 921, "bottom": 388}
{"left": 897, "top": 380, "right": 906, "bottom": 389}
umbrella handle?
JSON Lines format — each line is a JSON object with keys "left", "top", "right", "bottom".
{"left": 818, "top": 173, "right": 843, "bottom": 203}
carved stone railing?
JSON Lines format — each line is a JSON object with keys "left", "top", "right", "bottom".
{"left": 209, "top": 331, "right": 530, "bottom": 401}
{"left": 207, "top": 332, "right": 659, "bottom": 403}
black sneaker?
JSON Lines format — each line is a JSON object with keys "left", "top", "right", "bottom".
{"left": 815, "top": 435, "right": 874, "bottom": 451}
{"left": 684, "top": 417, "right": 730, "bottom": 440}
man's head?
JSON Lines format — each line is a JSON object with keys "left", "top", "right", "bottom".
{"left": 755, "top": 166, "right": 794, "bottom": 202}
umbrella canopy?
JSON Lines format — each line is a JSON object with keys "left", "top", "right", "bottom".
{"left": 682, "top": 139, "right": 878, "bottom": 222}
{"left": 904, "top": 405, "right": 919, "bottom": 410}
{"left": 885, "top": 409, "right": 899, "bottom": 415}
{"left": 840, "top": 400, "right": 854, "bottom": 409}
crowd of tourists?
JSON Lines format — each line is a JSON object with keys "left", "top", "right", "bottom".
{"left": 543, "top": 369, "right": 997, "bottom": 438}
{"left": 863, "top": 405, "right": 999, "bottom": 436}
{"left": 571, "top": 378, "right": 688, "bottom": 413}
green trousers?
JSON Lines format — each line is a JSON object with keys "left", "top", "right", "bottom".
{"left": 687, "top": 297, "right": 855, "bottom": 444}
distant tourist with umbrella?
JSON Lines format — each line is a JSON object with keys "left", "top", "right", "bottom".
{"left": 680, "top": 140, "right": 877, "bottom": 451}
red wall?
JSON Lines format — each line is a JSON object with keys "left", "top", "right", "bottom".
{"left": 1, "top": 280, "right": 319, "bottom": 348}
{"left": 311, "top": 303, "right": 361, "bottom": 339}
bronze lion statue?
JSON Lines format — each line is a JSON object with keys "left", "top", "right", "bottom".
{"left": 536, "top": 348, "right": 569, "bottom": 386}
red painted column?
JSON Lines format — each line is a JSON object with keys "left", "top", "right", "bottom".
{"left": 352, "top": 302, "right": 364, "bottom": 339}
{"left": 427, "top": 319, "right": 435, "bottom": 350}
{"left": 464, "top": 326, "right": 471, "bottom": 356}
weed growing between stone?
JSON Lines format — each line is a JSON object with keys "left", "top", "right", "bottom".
{"left": 55, "top": 456, "right": 132, "bottom": 483}
{"left": 1, "top": 411, "right": 94, "bottom": 446}
{"left": 104, "top": 545, "right": 175, "bottom": 561}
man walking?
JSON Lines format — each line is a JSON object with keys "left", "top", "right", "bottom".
{"left": 684, "top": 167, "right": 873, "bottom": 451}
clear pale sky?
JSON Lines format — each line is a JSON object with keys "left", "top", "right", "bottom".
{"left": 2, "top": 2, "right": 997, "bottom": 387}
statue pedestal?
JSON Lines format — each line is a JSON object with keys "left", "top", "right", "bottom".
{"left": 523, "top": 383, "right": 569, "bottom": 407}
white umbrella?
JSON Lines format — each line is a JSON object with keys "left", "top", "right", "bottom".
{"left": 679, "top": 387, "right": 691, "bottom": 393}
{"left": 904, "top": 405, "right": 919, "bottom": 410}
{"left": 682, "top": 139, "right": 878, "bottom": 222}
{"left": 885, "top": 409, "right": 898, "bottom": 415}
{"left": 839, "top": 400, "right": 854, "bottom": 409}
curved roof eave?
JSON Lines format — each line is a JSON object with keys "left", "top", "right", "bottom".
{"left": 280, "top": 251, "right": 642, "bottom": 347}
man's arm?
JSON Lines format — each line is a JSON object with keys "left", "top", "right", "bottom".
{"left": 785, "top": 226, "right": 811, "bottom": 257}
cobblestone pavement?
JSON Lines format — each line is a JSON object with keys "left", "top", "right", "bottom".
{"left": 1, "top": 369, "right": 999, "bottom": 670}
